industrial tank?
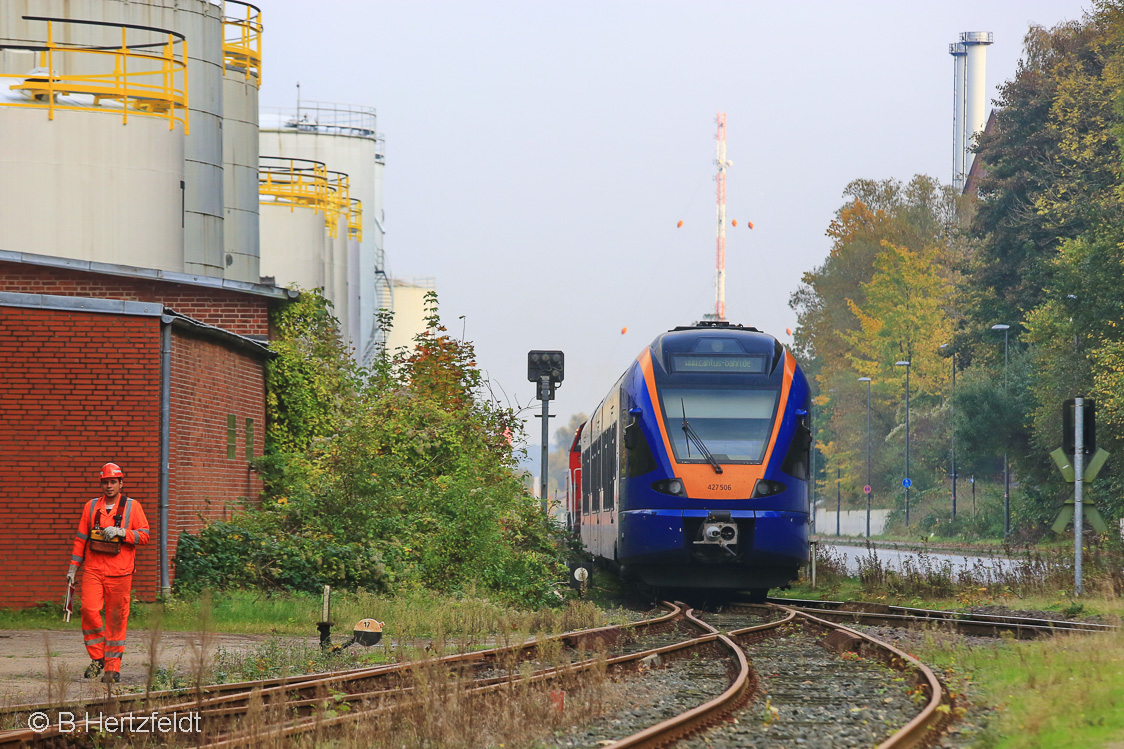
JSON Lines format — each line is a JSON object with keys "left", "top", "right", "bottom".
{"left": 260, "top": 102, "right": 385, "bottom": 359}
{"left": 221, "top": 0, "right": 261, "bottom": 283}
{"left": 0, "top": 0, "right": 225, "bottom": 276}
{"left": 0, "top": 5, "right": 188, "bottom": 269}
{"left": 258, "top": 156, "right": 331, "bottom": 297}
{"left": 384, "top": 279, "right": 435, "bottom": 354}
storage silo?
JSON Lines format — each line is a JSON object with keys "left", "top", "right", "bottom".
{"left": 0, "top": 6, "right": 188, "bottom": 269}
{"left": 259, "top": 102, "right": 385, "bottom": 360}
{"left": 221, "top": 0, "right": 262, "bottom": 283}
{"left": 0, "top": 0, "right": 227, "bottom": 276}
{"left": 258, "top": 156, "right": 330, "bottom": 293}
{"left": 384, "top": 278, "right": 435, "bottom": 354}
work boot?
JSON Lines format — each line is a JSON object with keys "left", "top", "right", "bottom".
{"left": 102, "top": 670, "right": 119, "bottom": 684}
{"left": 84, "top": 659, "right": 104, "bottom": 678}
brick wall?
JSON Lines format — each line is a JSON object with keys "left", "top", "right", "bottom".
{"left": 167, "top": 329, "right": 266, "bottom": 578}
{"left": 0, "top": 304, "right": 269, "bottom": 609}
{"left": 0, "top": 261, "right": 274, "bottom": 337}
{"left": 0, "top": 306, "right": 162, "bottom": 608}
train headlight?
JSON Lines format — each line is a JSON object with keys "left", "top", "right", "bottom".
{"left": 752, "top": 479, "right": 787, "bottom": 498}
{"left": 651, "top": 478, "right": 687, "bottom": 497}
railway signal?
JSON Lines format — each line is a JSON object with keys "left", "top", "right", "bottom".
{"left": 529, "top": 350, "right": 565, "bottom": 513}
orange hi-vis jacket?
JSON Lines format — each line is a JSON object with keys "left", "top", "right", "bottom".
{"left": 70, "top": 496, "right": 150, "bottom": 576}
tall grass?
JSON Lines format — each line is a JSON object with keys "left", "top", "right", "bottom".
{"left": 841, "top": 540, "right": 1123, "bottom": 602}
{"left": 920, "top": 627, "right": 1124, "bottom": 748}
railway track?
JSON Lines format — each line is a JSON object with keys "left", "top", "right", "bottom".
{"left": 3, "top": 597, "right": 1099, "bottom": 748}
{"left": 769, "top": 596, "right": 1119, "bottom": 638}
{"left": 556, "top": 603, "right": 948, "bottom": 749}
{"left": 0, "top": 603, "right": 686, "bottom": 747}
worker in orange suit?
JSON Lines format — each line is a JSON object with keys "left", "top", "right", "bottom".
{"left": 66, "top": 463, "right": 150, "bottom": 684}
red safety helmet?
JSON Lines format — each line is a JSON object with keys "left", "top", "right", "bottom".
{"left": 99, "top": 463, "right": 124, "bottom": 480}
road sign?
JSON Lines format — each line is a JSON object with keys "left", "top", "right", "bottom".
{"left": 863, "top": 485, "right": 871, "bottom": 495}
{"left": 902, "top": 478, "right": 911, "bottom": 488}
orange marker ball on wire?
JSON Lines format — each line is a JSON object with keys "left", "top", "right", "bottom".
{"left": 748, "top": 221, "right": 754, "bottom": 229}
{"left": 676, "top": 220, "right": 683, "bottom": 228}
{"left": 732, "top": 219, "right": 737, "bottom": 227}
{"left": 621, "top": 327, "right": 628, "bottom": 335}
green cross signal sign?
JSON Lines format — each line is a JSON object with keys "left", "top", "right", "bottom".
{"left": 1050, "top": 447, "right": 1109, "bottom": 483}
{"left": 1049, "top": 446, "right": 1110, "bottom": 534}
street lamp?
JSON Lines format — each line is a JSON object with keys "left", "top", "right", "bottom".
{"left": 991, "top": 324, "right": 1010, "bottom": 536}
{"left": 940, "top": 343, "right": 957, "bottom": 519}
{"left": 858, "top": 376, "right": 872, "bottom": 537}
{"left": 895, "top": 360, "right": 911, "bottom": 526}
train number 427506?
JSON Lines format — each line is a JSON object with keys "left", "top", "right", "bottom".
{"left": 708, "top": 484, "right": 732, "bottom": 491}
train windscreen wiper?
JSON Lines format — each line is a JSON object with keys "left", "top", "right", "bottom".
{"left": 680, "top": 399, "right": 723, "bottom": 474}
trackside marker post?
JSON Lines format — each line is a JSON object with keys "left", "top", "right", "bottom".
{"left": 1075, "top": 398, "right": 1084, "bottom": 595}
{"left": 1050, "top": 398, "right": 1110, "bottom": 597}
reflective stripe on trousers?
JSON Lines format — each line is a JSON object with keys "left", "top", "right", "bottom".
{"left": 79, "top": 568, "right": 132, "bottom": 672}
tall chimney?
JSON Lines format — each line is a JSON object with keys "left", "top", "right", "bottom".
{"left": 958, "top": 31, "right": 994, "bottom": 190}
{"left": 949, "top": 42, "right": 967, "bottom": 191}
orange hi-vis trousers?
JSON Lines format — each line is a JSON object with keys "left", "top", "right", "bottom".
{"left": 80, "top": 568, "right": 132, "bottom": 673}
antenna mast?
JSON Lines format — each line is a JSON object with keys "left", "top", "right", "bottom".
{"left": 714, "top": 112, "right": 730, "bottom": 321}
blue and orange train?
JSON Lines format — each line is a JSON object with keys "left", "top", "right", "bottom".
{"left": 567, "top": 321, "right": 811, "bottom": 598}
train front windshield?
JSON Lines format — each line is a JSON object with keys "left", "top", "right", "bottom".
{"left": 660, "top": 388, "right": 779, "bottom": 463}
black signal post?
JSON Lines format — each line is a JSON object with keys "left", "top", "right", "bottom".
{"left": 528, "top": 350, "right": 564, "bottom": 513}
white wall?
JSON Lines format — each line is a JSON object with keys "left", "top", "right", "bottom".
{"left": 814, "top": 509, "right": 891, "bottom": 537}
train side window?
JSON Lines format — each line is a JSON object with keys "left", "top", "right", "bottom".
{"left": 591, "top": 431, "right": 601, "bottom": 512}
{"left": 781, "top": 408, "right": 812, "bottom": 480}
{"left": 626, "top": 418, "right": 657, "bottom": 478}
{"left": 581, "top": 443, "right": 591, "bottom": 514}
{"left": 603, "top": 423, "right": 617, "bottom": 510}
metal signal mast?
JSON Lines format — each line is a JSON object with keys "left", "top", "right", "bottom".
{"left": 714, "top": 112, "right": 731, "bottom": 321}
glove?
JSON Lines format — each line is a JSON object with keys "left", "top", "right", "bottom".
{"left": 102, "top": 527, "right": 126, "bottom": 541}
{"left": 66, "top": 565, "right": 77, "bottom": 585}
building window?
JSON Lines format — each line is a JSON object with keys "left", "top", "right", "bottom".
{"left": 227, "top": 414, "right": 237, "bottom": 459}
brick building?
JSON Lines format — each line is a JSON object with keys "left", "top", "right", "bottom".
{"left": 0, "top": 252, "right": 292, "bottom": 608}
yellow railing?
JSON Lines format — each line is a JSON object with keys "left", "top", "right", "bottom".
{"left": 0, "top": 17, "right": 189, "bottom": 132}
{"left": 325, "top": 171, "right": 352, "bottom": 240}
{"left": 260, "top": 156, "right": 332, "bottom": 212}
{"left": 348, "top": 198, "right": 363, "bottom": 241}
{"left": 260, "top": 158, "right": 361, "bottom": 240}
{"left": 223, "top": 1, "right": 262, "bottom": 83}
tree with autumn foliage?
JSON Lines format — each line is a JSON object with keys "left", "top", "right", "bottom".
{"left": 791, "top": 176, "right": 968, "bottom": 524}
{"left": 791, "top": 3, "right": 1124, "bottom": 537}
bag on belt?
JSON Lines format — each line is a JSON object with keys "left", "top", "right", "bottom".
{"left": 88, "top": 502, "right": 125, "bottom": 555}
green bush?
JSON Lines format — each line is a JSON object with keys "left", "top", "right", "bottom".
{"left": 173, "top": 521, "right": 389, "bottom": 594}
{"left": 174, "top": 291, "right": 566, "bottom": 608}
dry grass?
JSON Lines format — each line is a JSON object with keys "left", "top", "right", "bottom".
{"left": 201, "top": 606, "right": 645, "bottom": 748}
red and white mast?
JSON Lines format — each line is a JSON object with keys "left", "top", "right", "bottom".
{"left": 714, "top": 112, "right": 730, "bottom": 321}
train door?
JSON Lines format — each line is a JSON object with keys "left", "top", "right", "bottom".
{"left": 580, "top": 417, "right": 592, "bottom": 550}
{"left": 604, "top": 394, "right": 619, "bottom": 560}
{"left": 567, "top": 424, "right": 584, "bottom": 533}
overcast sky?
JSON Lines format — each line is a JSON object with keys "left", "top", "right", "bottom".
{"left": 262, "top": 0, "right": 1089, "bottom": 453}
